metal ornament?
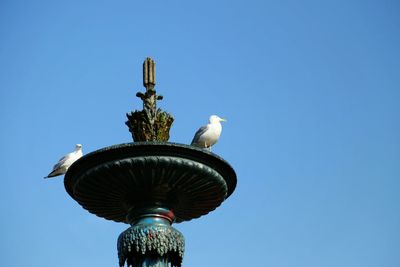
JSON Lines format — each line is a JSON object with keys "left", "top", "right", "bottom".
{"left": 64, "top": 58, "right": 237, "bottom": 267}
{"left": 126, "top": 58, "right": 174, "bottom": 142}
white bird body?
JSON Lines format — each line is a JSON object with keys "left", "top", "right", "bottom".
{"left": 45, "top": 144, "right": 83, "bottom": 178}
{"left": 191, "top": 115, "right": 226, "bottom": 150}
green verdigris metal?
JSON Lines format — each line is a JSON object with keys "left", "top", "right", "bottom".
{"left": 118, "top": 207, "right": 184, "bottom": 267}
{"left": 126, "top": 58, "right": 174, "bottom": 142}
{"left": 65, "top": 143, "right": 236, "bottom": 266}
{"left": 64, "top": 58, "right": 237, "bottom": 267}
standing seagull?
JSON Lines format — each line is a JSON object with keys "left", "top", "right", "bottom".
{"left": 44, "top": 144, "right": 83, "bottom": 178}
{"left": 191, "top": 115, "right": 226, "bottom": 151}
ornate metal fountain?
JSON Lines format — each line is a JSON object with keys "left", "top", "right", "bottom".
{"left": 64, "top": 58, "right": 237, "bottom": 267}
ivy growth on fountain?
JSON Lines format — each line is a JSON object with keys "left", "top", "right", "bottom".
{"left": 126, "top": 58, "right": 174, "bottom": 142}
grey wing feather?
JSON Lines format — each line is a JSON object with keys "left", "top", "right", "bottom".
{"left": 52, "top": 155, "right": 68, "bottom": 170}
{"left": 191, "top": 125, "right": 209, "bottom": 145}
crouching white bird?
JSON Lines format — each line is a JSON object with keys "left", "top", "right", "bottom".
{"left": 191, "top": 115, "right": 226, "bottom": 151}
{"left": 44, "top": 144, "right": 83, "bottom": 178}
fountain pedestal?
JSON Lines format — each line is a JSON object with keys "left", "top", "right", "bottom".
{"left": 64, "top": 58, "right": 236, "bottom": 266}
{"left": 65, "top": 143, "right": 236, "bottom": 266}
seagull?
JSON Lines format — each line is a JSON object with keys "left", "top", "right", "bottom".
{"left": 44, "top": 144, "right": 83, "bottom": 178}
{"left": 191, "top": 115, "right": 226, "bottom": 151}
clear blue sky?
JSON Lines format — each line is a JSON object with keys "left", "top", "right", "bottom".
{"left": 1, "top": 0, "right": 399, "bottom": 266}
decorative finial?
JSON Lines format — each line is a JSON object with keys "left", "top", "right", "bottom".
{"left": 143, "top": 57, "right": 156, "bottom": 89}
{"left": 125, "top": 57, "right": 174, "bottom": 142}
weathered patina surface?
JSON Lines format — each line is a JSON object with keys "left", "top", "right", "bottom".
{"left": 64, "top": 58, "right": 237, "bottom": 267}
{"left": 126, "top": 58, "right": 174, "bottom": 142}
{"left": 64, "top": 142, "right": 236, "bottom": 223}
{"left": 65, "top": 142, "right": 236, "bottom": 267}
{"left": 118, "top": 207, "right": 185, "bottom": 267}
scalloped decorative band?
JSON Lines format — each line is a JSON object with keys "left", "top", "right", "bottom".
{"left": 118, "top": 224, "right": 184, "bottom": 267}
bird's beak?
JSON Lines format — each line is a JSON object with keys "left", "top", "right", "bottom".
{"left": 220, "top": 118, "right": 227, "bottom": 122}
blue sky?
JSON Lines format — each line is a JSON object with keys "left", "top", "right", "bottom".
{"left": 1, "top": 0, "right": 399, "bottom": 266}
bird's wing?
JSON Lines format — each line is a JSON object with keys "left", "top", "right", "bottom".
{"left": 191, "top": 125, "right": 209, "bottom": 145}
{"left": 45, "top": 167, "right": 65, "bottom": 178}
{"left": 45, "top": 152, "right": 81, "bottom": 178}
{"left": 52, "top": 152, "right": 73, "bottom": 170}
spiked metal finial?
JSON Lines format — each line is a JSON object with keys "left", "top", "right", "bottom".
{"left": 126, "top": 57, "right": 174, "bottom": 142}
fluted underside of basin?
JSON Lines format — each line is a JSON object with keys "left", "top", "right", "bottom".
{"left": 65, "top": 142, "right": 236, "bottom": 223}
